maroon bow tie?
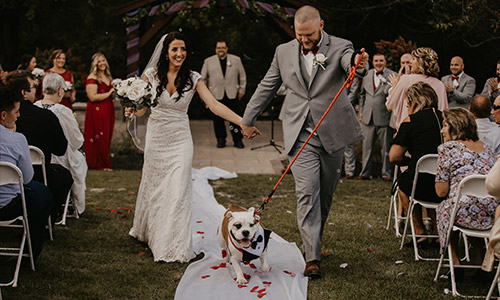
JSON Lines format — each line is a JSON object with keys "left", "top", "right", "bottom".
{"left": 376, "top": 71, "right": 384, "bottom": 76}
{"left": 451, "top": 75, "right": 459, "bottom": 81}
{"left": 303, "top": 46, "right": 319, "bottom": 55}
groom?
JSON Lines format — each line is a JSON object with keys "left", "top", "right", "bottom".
{"left": 241, "top": 5, "right": 366, "bottom": 278}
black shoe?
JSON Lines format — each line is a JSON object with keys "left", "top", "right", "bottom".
{"left": 234, "top": 140, "right": 244, "bottom": 149}
{"left": 216, "top": 139, "right": 226, "bottom": 148}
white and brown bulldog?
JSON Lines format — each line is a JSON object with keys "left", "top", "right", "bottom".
{"left": 217, "top": 204, "right": 271, "bottom": 284}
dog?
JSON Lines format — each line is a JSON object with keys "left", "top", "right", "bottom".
{"left": 217, "top": 204, "right": 271, "bottom": 284}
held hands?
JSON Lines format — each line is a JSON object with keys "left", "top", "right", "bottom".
{"left": 444, "top": 82, "right": 453, "bottom": 93}
{"left": 241, "top": 124, "right": 261, "bottom": 139}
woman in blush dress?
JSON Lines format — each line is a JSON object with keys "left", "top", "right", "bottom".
{"left": 386, "top": 47, "right": 448, "bottom": 131}
{"left": 435, "top": 108, "right": 498, "bottom": 273}
{"left": 45, "top": 49, "right": 76, "bottom": 110}
{"left": 83, "top": 53, "right": 115, "bottom": 171}
{"left": 126, "top": 32, "right": 246, "bottom": 263}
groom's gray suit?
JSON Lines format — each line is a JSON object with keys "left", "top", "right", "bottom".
{"left": 242, "top": 31, "right": 363, "bottom": 262}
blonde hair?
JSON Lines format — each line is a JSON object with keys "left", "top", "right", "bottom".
{"left": 411, "top": 47, "right": 440, "bottom": 77}
{"left": 406, "top": 81, "right": 438, "bottom": 113}
{"left": 89, "top": 53, "right": 112, "bottom": 84}
{"left": 442, "top": 108, "right": 479, "bottom": 141}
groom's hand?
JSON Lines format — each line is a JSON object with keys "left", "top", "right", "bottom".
{"left": 241, "top": 124, "right": 261, "bottom": 139}
{"left": 355, "top": 48, "right": 369, "bottom": 69}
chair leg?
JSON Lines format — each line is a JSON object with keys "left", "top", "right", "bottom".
{"left": 386, "top": 192, "right": 394, "bottom": 231}
{"left": 448, "top": 243, "right": 459, "bottom": 296}
{"left": 47, "top": 215, "right": 53, "bottom": 241}
{"left": 400, "top": 201, "right": 414, "bottom": 249}
{"left": 487, "top": 261, "right": 500, "bottom": 300}
{"left": 56, "top": 191, "right": 71, "bottom": 226}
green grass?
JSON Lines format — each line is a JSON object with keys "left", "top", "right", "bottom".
{"left": 0, "top": 171, "right": 495, "bottom": 299}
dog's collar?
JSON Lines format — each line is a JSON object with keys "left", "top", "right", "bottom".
{"left": 229, "top": 230, "right": 244, "bottom": 253}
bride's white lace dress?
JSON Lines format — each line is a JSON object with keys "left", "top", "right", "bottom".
{"left": 129, "top": 68, "right": 201, "bottom": 262}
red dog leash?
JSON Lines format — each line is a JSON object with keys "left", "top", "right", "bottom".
{"left": 256, "top": 50, "right": 366, "bottom": 215}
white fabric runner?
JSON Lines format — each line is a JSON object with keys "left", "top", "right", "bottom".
{"left": 175, "top": 167, "right": 308, "bottom": 300}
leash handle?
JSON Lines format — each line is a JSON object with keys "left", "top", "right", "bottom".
{"left": 256, "top": 50, "right": 366, "bottom": 216}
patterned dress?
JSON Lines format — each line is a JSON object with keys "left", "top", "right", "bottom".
{"left": 436, "top": 141, "right": 498, "bottom": 252}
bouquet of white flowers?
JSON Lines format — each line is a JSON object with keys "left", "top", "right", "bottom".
{"left": 112, "top": 77, "right": 158, "bottom": 110}
{"left": 63, "top": 81, "right": 73, "bottom": 92}
{"left": 32, "top": 68, "right": 45, "bottom": 79}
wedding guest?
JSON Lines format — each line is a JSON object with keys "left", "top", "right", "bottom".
{"left": 357, "top": 53, "right": 396, "bottom": 181}
{"left": 436, "top": 108, "right": 498, "bottom": 272}
{"left": 83, "top": 53, "right": 115, "bottom": 171}
{"left": 6, "top": 70, "right": 72, "bottom": 223}
{"left": 45, "top": 49, "right": 75, "bottom": 110}
{"left": 201, "top": 40, "right": 247, "bottom": 148}
{"left": 481, "top": 60, "right": 500, "bottom": 103}
{"left": 344, "top": 75, "right": 362, "bottom": 179}
{"left": 386, "top": 47, "right": 448, "bottom": 131}
{"left": 17, "top": 54, "right": 37, "bottom": 72}
{"left": 0, "top": 85, "right": 52, "bottom": 263}
{"left": 127, "top": 32, "right": 244, "bottom": 263}
{"left": 469, "top": 94, "right": 500, "bottom": 154}
{"left": 241, "top": 5, "right": 367, "bottom": 277}
{"left": 441, "top": 56, "right": 476, "bottom": 109}
{"left": 486, "top": 158, "right": 500, "bottom": 198}
{"left": 400, "top": 53, "right": 412, "bottom": 75}
{"left": 389, "top": 82, "right": 444, "bottom": 246}
{"left": 493, "top": 95, "right": 500, "bottom": 124}
{"left": 35, "top": 73, "right": 86, "bottom": 215}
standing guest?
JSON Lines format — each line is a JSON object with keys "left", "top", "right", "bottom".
{"left": 493, "top": 95, "right": 500, "bottom": 124}
{"left": 241, "top": 5, "right": 366, "bottom": 277}
{"left": 469, "top": 94, "right": 500, "bottom": 154}
{"left": 127, "top": 32, "right": 244, "bottom": 263}
{"left": 17, "top": 54, "right": 37, "bottom": 72}
{"left": 83, "top": 53, "right": 115, "bottom": 171}
{"left": 201, "top": 40, "right": 247, "bottom": 148}
{"left": 35, "top": 73, "right": 86, "bottom": 215}
{"left": 481, "top": 60, "right": 500, "bottom": 103}
{"left": 0, "top": 85, "right": 52, "bottom": 263}
{"left": 389, "top": 82, "right": 444, "bottom": 246}
{"left": 357, "top": 53, "right": 396, "bottom": 181}
{"left": 386, "top": 47, "right": 448, "bottom": 131}
{"left": 441, "top": 56, "right": 476, "bottom": 109}
{"left": 435, "top": 108, "right": 498, "bottom": 271}
{"left": 45, "top": 49, "right": 75, "bottom": 110}
{"left": 400, "top": 53, "right": 413, "bottom": 75}
{"left": 344, "top": 75, "right": 363, "bottom": 179}
{"left": 6, "top": 70, "right": 72, "bottom": 223}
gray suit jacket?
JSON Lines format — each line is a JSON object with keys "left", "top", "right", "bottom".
{"left": 242, "top": 31, "right": 363, "bottom": 155}
{"left": 201, "top": 54, "right": 246, "bottom": 100}
{"left": 441, "top": 73, "right": 476, "bottom": 109}
{"left": 359, "top": 68, "right": 396, "bottom": 127}
{"left": 481, "top": 78, "right": 500, "bottom": 102}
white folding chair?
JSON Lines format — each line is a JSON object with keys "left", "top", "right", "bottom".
{"left": 28, "top": 146, "right": 53, "bottom": 240}
{"left": 0, "top": 162, "right": 35, "bottom": 288}
{"left": 55, "top": 188, "right": 78, "bottom": 226}
{"left": 434, "top": 174, "right": 492, "bottom": 297}
{"left": 400, "top": 154, "right": 441, "bottom": 261}
{"left": 387, "top": 165, "right": 407, "bottom": 237}
{"left": 487, "top": 260, "right": 500, "bottom": 300}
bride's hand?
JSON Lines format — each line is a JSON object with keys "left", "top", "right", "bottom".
{"left": 124, "top": 107, "right": 136, "bottom": 118}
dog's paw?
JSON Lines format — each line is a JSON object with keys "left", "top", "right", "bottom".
{"left": 261, "top": 263, "right": 270, "bottom": 272}
{"left": 235, "top": 276, "right": 248, "bottom": 284}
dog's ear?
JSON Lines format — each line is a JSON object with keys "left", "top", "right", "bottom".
{"left": 248, "top": 207, "right": 255, "bottom": 214}
{"left": 225, "top": 210, "right": 233, "bottom": 220}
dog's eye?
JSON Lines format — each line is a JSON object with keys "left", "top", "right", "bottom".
{"left": 234, "top": 223, "right": 242, "bottom": 229}
{"left": 249, "top": 223, "right": 255, "bottom": 227}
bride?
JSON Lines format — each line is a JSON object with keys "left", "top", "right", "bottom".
{"left": 126, "top": 32, "right": 251, "bottom": 262}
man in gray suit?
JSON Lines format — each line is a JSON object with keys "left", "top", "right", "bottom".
{"left": 481, "top": 60, "right": 500, "bottom": 103}
{"left": 201, "top": 40, "right": 247, "bottom": 148}
{"left": 357, "top": 54, "right": 395, "bottom": 181}
{"left": 441, "top": 56, "right": 476, "bottom": 109}
{"left": 241, "top": 5, "right": 366, "bottom": 278}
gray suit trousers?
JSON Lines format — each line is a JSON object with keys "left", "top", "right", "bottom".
{"left": 289, "top": 142, "right": 344, "bottom": 262}
{"left": 360, "top": 123, "right": 393, "bottom": 178}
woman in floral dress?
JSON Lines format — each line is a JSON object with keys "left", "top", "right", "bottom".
{"left": 436, "top": 108, "right": 498, "bottom": 268}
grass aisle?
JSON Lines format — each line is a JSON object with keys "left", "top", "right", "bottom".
{"left": 0, "top": 170, "right": 493, "bottom": 299}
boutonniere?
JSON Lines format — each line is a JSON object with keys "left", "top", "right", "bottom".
{"left": 379, "top": 77, "right": 387, "bottom": 84}
{"left": 227, "top": 61, "right": 232, "bottom": 67}
{"left": 313, "top": 53, "right": 328, "bottom": 70}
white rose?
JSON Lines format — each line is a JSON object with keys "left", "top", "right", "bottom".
{"left": 111, "top": 79, "right": 122, "bottom": 87}
{"left": 32, "top": 68, "right": 45, "bottom": 78}
{"left": 315, "top": 53, "right": 326, "bottom": 63}
{"left": 64, "top": 81, "right": 73, "bottom": 91}
{"left": 126, "top": 78, "right": 148, "bottom": 101}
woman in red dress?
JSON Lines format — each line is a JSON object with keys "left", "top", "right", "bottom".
{"left": 45, "top": 49, "right": 76, "bottom": 110}
{"left": 83, "top": 53, "right": 115, "bottom": 170}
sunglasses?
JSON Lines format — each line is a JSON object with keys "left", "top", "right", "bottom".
{"left": 493, "top": 104, "right": 500, "bottom": 111}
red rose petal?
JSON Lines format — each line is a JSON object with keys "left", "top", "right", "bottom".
{"left": 367, "top": 248, "right": 373, "bottom": 253}
{"left": 249, "top": 263, "right": 257, "bottom": 269}
{"left": 322, "top": 253, "right": 329, "bottom": 257}
{"left": 137, "top": 179, "right": 141, "bottom": 182}
{"left": 263, "top": 281, "right": 272, "bottom": 286}
{"left": 138, "top": 251, "right": 145, "bottom": 256}
{"left": 201, "top": 275, "right": 211, "bottom": 279}
{"left": 128, "top": 191, "right": 135, "bottom": 195}
{"left": 237, "top": 284, "right": 247, "bottom": 288}
{"left": 257, "top": 288, "right": 266, "bottom": 293}
{"left": 121, "top": 215, "right": 127, "bottom": 219}
{"left": 222, "top": 250, "right": 227, "bottom": 258}
{"left": 283, "top": 270, "right": 291, "bottom": 274}
{"left": 196, "top": 221, "right": 203, "bottom": 223}
{"left": 110, "top": 209, "right": 118, "bottom": 213}
{"left": 219, "top": 263, "right": 226, "bottom": 268}
{"left": 254, "top": 270, "right": 262, "bottom": 274}
{"left": 244, "top": 273, "right": 251, "bottom": 280}
{"left": 95, "top": 206, "right": 102, "bottom": 209}
{"left": 210, "top": 266, "right": 220, "bottom": 270}
{"left": 257, "top": 293, "right": 267, "bottom": 298}
{"left": 250, "top": 286, "right": 259, "bottom": 292}
{"left": 196, "top": 231, "right": 204, "bottom": 234}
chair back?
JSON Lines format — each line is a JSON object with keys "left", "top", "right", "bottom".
{"left": 457, "top": 174, "right": 491, "bottom": 199}
{"left": 415, "top": 154, "right": 438, "bottom": 175}
{"left": 28, "top": 146, "right": 47, "bottom": 185}
{"left": 0, "top": 162, "right": 24, "bottom": 186}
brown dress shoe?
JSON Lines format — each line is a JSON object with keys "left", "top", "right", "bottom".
{"left": 304, "top": 260, "right": 321, "bottom": 278}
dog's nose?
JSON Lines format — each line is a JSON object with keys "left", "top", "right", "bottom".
{"left": 242, "top": 230, "right": 249, "bottom": 237}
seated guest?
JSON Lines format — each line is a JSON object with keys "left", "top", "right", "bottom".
{"left": 469, "top": 94, "right": 500, "bottom": 154}
{"left": 389, "top": 82, "right": 445, "bottom": 245}
{"left": 35, "top": 73, "right": 86, "bottom": 215}
{"left": 487, "top": 157, "right": 500, "bottom": 198}
{"left": 435, "top": 108, "right": 498, "bottom": 272}
{"left": 386, "top": 47, "right": 448, "bottom": 131}
{"left": 5, "top": 70, "right": 72, "bottom": 223}
{"left": 0, "top": 85, "right": 52, "bottom": 262}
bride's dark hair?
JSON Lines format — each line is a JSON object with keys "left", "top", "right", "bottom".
{"left": 156, "top": 32, "right": 193, "bottom": 101}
